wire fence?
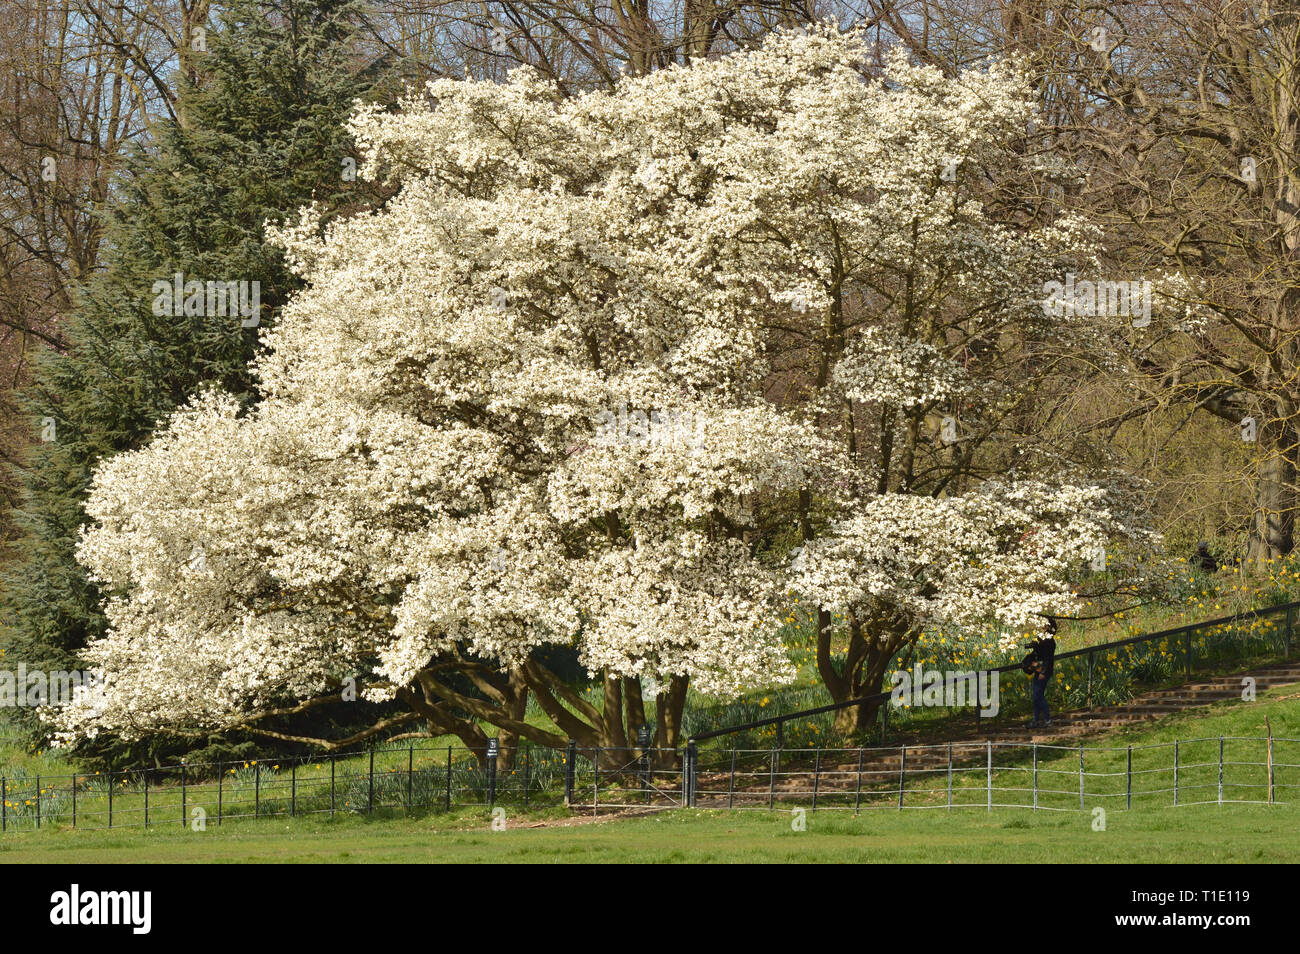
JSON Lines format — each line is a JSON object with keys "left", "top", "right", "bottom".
{"left": 0, "top": 743, "right": 686, "bottom": 832}
{"left": 682, "top": 736, "right": 1300, "bottom": 812}
{"left": 6, "top": 602, "right": 1300, "bottom": 832}
{"left": 3, "top": 734, "right": 1296, "bottom": 830}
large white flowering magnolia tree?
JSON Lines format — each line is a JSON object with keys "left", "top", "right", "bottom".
{"left": 57, "top": 26, "right": 1155, "bottom": 755}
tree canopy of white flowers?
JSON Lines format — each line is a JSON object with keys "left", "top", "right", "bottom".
{"left": 55, "top": 24, "right": 1157, "bottom": 753}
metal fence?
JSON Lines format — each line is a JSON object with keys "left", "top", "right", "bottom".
{"left": 690, "top": 599, "right": 1300, "bottom": 748}
{"left": 4, "top": 734, "right": 1296, "bottom": 829}
{"left": 6, "top": 602, "right": 1300, "bottom": 831}
{"left": 682, "top": 736, "right": 1300, "bottom": 812}
{"left": 0, "top": 743, "right": 685, "bottom": 832}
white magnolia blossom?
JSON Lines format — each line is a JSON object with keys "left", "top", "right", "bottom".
{"left": 834, "top": 328, "right": 978, "bottom": 409}
{"left": 54, "top": 25, "right": 1155, "bottom": 743}
{"left": 794, "top": 482, "right": 1152, "bottom": 649}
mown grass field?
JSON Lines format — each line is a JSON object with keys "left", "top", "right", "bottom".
{"left": 3, "top": 683, "right": 1298, "bottom": 863}
{"left": 0, "top": 800, "right": 1295, "bottom": 863}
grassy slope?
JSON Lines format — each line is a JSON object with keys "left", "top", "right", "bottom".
{"left": 2, "top": 682, "right": 1298, "bottom": 863}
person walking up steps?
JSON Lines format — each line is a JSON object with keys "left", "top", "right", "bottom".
{"left": 1022, "top": 618, "right": 1058, "bottom": 728}
{"left": 1194, "top": 541, "right": 1219, "bottom": 573}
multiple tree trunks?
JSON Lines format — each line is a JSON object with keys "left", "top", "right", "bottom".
{"left": 400, "top": 661, "right": 688, "bottom": 769}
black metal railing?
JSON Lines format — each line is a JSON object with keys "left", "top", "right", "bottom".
{"left": 0, "top": 743, "right": 683, "bottom": 833}
{"left": 690, "top": 600, "right": 1300, "bottom": 747}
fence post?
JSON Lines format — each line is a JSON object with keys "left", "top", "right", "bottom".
{"left": 255, "top": 762, "right": 260, "bottom": 818}
{"left": 593, "top": 746, "right": 601, "bottom": 814}
{"left": 856, "top": 748, "right": 866, "bottom": 814}
{"left": 1086, "top": 651, "right": 1094, "bottom": 707}
{"left": 291, "top": 761, "right": 296, "bottom": 817}
{"left": 523, "top": 745, "right": 531, "bottom": 810}
{"left": 681, "top": 744, "right": 690, "bottom": 808}
{"left": 445, "top": 745, "right": 453, "bottom": 811}
{"left": 218, "top": 761, "right": 223, "bottom": 826}
{"left": 1078, "top": 745, "right": 1085, "bottom": 811}
{"left": 331, "top": 756, "right": 336, "bottom": 817}
{"left": 638, "top": 732, "right": 650, "bottom": 802}
{"left": 1032, "top": 743, "right": 1038, "bottom": 810}
{"left": 1173, "top": 741, "right": 1179, "bottom": 806}
{"left": 1214, "top": 736, "right": 1224, "bottom": 805}
{"left": 108, "top": 770, "right": 113, "bottom": 828}
{"left": 368, "top": 746, "right": 375, "bottom": 815}
{"left": 728, "top": 749, "right": 738, "bottom": 809}
{"left": 686, "top": 741, "right": 698, "bottom": 808}
{"left": 35, "top": 774, "right": 40, "bottom": 830}
{"left": 768, "top": 747, "right": 777, "bottom": 810}
{"left": 561, "top": 738, "right": 577, "bottom": 805}
{"left": 1267, "top": 724, "right": 1275, "bottom": 805}
{"left": 487, "top": 738, "right": 499, "bottom": 808}
{"left": 986, "top": 741, "right": 992, "bottom": 811}
{"left": 141, "top": 772, "right": 146, "bottom": 829}
{"left": 407, "top": 744, "right": 413, "bottom": 812}
{"left": 1, "top": 777, "right": 5, "bottom": 831}
{"left": 181, "top": 762, "right": 187, "bottom": 828}
{"left": 72, "top": 774, "right": 76, "bottom": 828}
{"left": 1126, "top": 746, "right": 1132, "bottom": 809}
{"left": 563, "top": 740, "right": 576, "bottom": 806}
{"left": 680, "top": 745, "right": 689, "bottom": 808}
{"left": 812, "top": 749, "right": 822, "bottom": 811}
{"left": 946, "top": 744, "right": 953, "bottom": 810}
{"left": 898, "top": 746, "right": 906, "bottom": 810}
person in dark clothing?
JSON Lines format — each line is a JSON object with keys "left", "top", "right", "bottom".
{"left": 1194, "top": 541, "right": 1218, "bottom": 573}
{"left": 1022, "top": 617, "right": 1057, "bottom": 728}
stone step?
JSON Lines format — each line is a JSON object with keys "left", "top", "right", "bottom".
{"left": 720, "top": 660, "right": 1300, "bottom": 793}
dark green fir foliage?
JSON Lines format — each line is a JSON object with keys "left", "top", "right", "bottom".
{"left": 1, "top": 0, "right": 393, "bottom": 766}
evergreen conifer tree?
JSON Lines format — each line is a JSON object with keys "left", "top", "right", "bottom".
{"left": 1, "top": 0, "right": 387, "bottom": 764}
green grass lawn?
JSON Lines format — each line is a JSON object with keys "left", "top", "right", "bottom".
{"left": 0, "top": 800, "right": 1295, "bottom": 863}
{"left": 3, "top": 685, "right": 1299, "bottom": 863}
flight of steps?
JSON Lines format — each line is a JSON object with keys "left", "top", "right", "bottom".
{"left": 1004, "top": 659, "right": 1300, "bottom": 738}
{"left": 694, "top": 659, "right": 1300, "bottom": 805}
